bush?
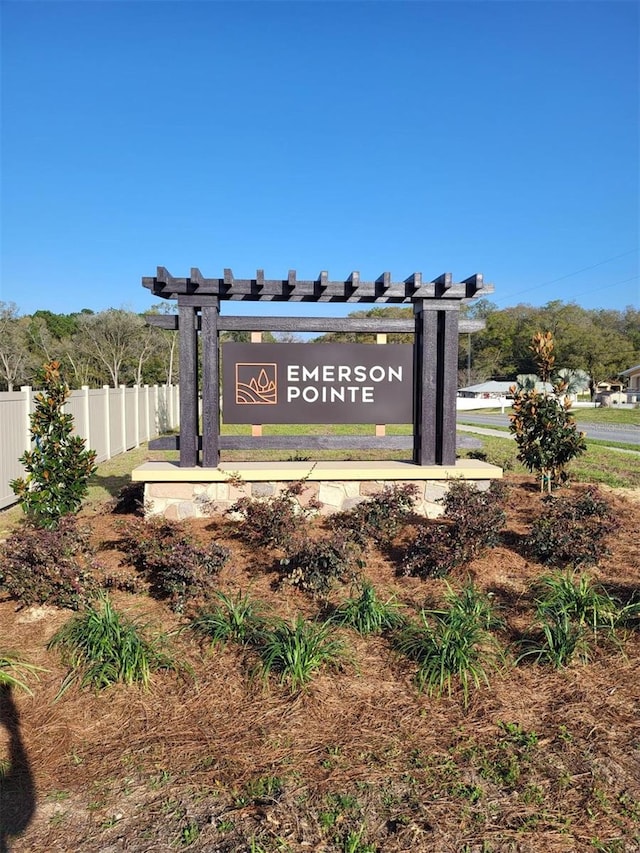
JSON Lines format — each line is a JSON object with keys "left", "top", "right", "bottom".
{"left": 10, "top": 361, "right": 97, "bottom": 528}
{"left": 229, "top": 480, "right": 320, "bottom": 550}
{"left": 526, "top": 487, "right": 618, "bottom": 567}
{"left": 400, "top": 480, "right": 507, "bottom": 579}
{"left": 400, "top": 523, "right": 458, "bottom": 579}
{"left": 48, "top": 594, "right": 179, "bottom": 694}
{"left": 329, "top": 483, "right": 417, "bottom": 548}
{"left": 441, "top": 479, "right": 507, "bottom": 562}
{"left": 0, "top": 517, "right": 99, "bottom": 610}
{"left": 111, "top": 482, "right": 145, "bottom": 515}
{"left": 119, "top": 518, "right": 230, "bottom": 612}
{"left": 280, "top": 531, "right": 364, "bottom": 595}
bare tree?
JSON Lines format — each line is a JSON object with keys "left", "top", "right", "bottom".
{"left": 0, "top": 303, "right": 31, "bottom": 391}
{"left": 75, "top": 309, "right": 147, "bottom": 387}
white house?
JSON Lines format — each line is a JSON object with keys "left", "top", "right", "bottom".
{"left": 621, "top": 364, "right": 640, "bottom": 402}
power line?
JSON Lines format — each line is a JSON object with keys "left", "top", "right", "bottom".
{"left": 494, "top": 248, "right": 638, "bottom": 306}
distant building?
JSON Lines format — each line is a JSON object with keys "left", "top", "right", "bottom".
{"left": 458, "top": 381, "right": 513, "bottom": 399}
{"left": 595, "top": 379, "right": 628, "bottom": 406}
{"left": 620, "top": 364, "right": 640, "bottom": 403}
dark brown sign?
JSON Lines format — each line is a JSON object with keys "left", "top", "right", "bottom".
{"left": 223, "top": 343, "right": 414, "bottom": 424}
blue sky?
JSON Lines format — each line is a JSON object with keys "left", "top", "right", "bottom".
{"left": 1, "top": 0, "right": 638, "bottom": 320}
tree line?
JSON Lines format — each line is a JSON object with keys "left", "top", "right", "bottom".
{"left": 0, "top": 299, "right": 638, "bottom": 393}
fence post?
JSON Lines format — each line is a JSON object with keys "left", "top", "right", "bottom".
{"left": 120, "top": 385, "right": 126, "bottom": 450}
{"left": 103, "top": 386, "right": 111, "bottom": 459}
{"left": 82, "top": 385, "right": 91, "bottom": 447}
{"left": 21, "top": 386, "right": 32, "bottom": 452}
{"left": 144, "top": 384, "right": 150, "bottom": 442}
{"left": 134, "top": 384, "right": 140, "bottom": 448}
{"left": 153, "top": 384, "right": 160, "bottom": 435}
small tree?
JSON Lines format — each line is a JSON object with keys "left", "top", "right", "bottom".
{"left": 10, "top": 361, "right": 97, "bottom": 528}
{"left": 509, "top": 332, "right": 587, "bottom": 493}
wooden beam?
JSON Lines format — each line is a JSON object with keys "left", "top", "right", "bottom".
{"left": 143, "top": 268, "right": 494, "bottom": 305}
{"left": 145, "top": 314, "right": 487, "bottom": 334}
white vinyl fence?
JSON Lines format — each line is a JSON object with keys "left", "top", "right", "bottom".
{"left": 0, "top": 384, "right": 179, "bottom": 510}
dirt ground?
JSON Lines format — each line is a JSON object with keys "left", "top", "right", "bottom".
{"left": 1, "top": 476, "right": 639, "bottom": 853}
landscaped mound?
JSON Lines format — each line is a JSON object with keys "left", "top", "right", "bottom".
{"left": 0, "top": 476, "right": 639, "bottom": 853}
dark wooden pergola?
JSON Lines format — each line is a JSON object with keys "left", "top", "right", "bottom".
{"left": 143, "top": 267, "right": 492, "bottom": 468}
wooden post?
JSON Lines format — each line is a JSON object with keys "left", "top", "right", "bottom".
{"left": 178, "top": 301, "right": 199, "bottom": 467}
{"left": 413, "top": 303, "right": 438, "bottom": 464}
{"left": 440, "top": 307, "right": 460, "bottom": 465}
{"left": 201, "top": 300, "right": 220, "bottom": 467}
{"left": 251, "top": 331, "right": 263, "bottom": 438}
{"left": 413, "top": 302, "right": 460, "bottom": 465}
{"left": 375, "top": 333, "right": 387, "bottom": 437}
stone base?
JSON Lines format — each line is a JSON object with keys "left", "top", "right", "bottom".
{"left": 132, "top": 460, "right": 503, "bottom": 521}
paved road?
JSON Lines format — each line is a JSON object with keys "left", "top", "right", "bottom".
{"left": 457, "top": 413, "right": 640, "bottom": 446}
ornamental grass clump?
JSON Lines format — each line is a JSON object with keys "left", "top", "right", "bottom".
{"left": 518, "top": 570, "right": 630, "bottom": 669}
{"left": 257, "top": 616, "right": 347, "bottom": 693}
{"left": 331, "top": 580, "right": 405, "bottom": 635}
{"left": 188, "top": 590, "right": 268, "bottom": 648}
{"left": 48, "top": 594, "right": 179, "bottom": 695}
{"left": 394, "top": 582, "right": 502, "bottom": 706}
{"left": 0, "top": 653, "right": 44, "bottom": 695}
{"left": 10, "top": 361, "right": 97, "bottom": 528}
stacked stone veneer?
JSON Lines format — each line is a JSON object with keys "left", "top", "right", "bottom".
{"left": 144, "top": 477, "right": 495, "bottom": 521}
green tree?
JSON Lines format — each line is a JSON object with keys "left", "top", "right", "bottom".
{"left": 509, "top": 332, "right": 587, "bottom": 493}
{"left": 10, "top": 361, "right": 97, "bottom": 528}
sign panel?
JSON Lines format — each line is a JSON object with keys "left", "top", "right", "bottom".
{"left": 223, "top": 343, "right": 413, "bottom": 424}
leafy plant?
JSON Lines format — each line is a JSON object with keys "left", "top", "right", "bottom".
{"left": 48, "top": 594, "right": 179, "bottom": 695}
{"left": 229, "top": 479, "right": 320, "bottom": 550}
{"left": 400, "top": 480, "right": 506, "bottom": 578}
{"left": 440, "top": 479, "right": 507, "bottom": 562}
{"left": 0, "top": 517, "right": 99, "bottom": 610}
{"left": 393, "top": 582, "right": 502, "bottom": 706}
{"left": 119, "top": 517, "right": 229, "bottom": 612}
{"left": 509, "top": 332, "right": 587, "bottom": 492}
{"left": 280, "top": 531, "right": 364, "bottom": 595}
{"left": 518, "top": 608, "right": 589, "bottom": 669}
{"left": 258, "top": 616, "right": 347, "bottom": 692}
{"left": 188, "top": 590, "right": 268, "bottom": 647}
{"left": 533, "top": 571, "right": 618, "bottom": 632}
{"left": 526, "top": 487, "right": 618, "bottom": 567}
{"left": 10, "top": 361, "right": 97, "bottom": 528}
{"left": 0, "top": 653, "right": 44, "bottom": 694}
{"left": 518, "top": 570, "right": 627, "bottom": 668}
{"left": 111, "top": 482, "right": 145, "bottom": 515}
{"left": 329, "top": 483, "right": 417, "bottom": 548}
{"left": 399, "top": 522, "right": 458, "bottom": 579}
{"left": 331, "top": 580, "right": 404, "bottom": 635}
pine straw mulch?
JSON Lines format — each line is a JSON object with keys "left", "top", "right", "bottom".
{"left": 1, "top": 476, "right": 639, "bottom": 853}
